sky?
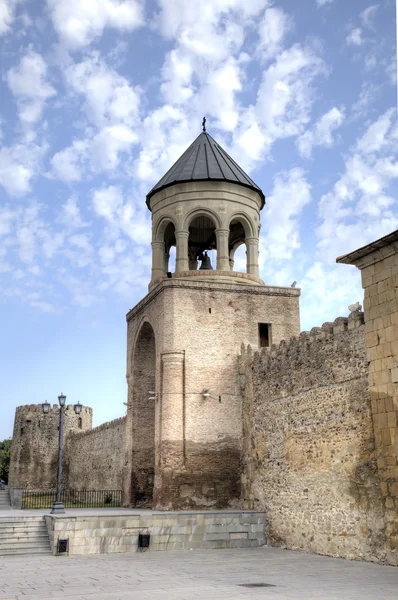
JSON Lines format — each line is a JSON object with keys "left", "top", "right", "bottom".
{"left": 0, "top": 0, "right": 397, "bottom": 440}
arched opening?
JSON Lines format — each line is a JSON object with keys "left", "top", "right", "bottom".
{"left": 230, "top": 242, "right": 246, "bottom": 272}
{"left": 164, "top": 222, "right": 176, "bottom": 274}
{"left": 131, "top": 321, "right": 156, "bottom": 507}
{"left": 229, "top": 219, "right": 247, "bottom": 272}
{"left": 188, "top": 215, "right": 217, "bottom": 271}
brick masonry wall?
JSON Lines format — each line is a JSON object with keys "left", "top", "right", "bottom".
{"left": 125, "top": 278, "right": 300, "bottom": 510}
{"left": 8, "top": 404, "right": 92, "bottom": 490}
{"left": 65, "top": 416, "right": 126, "bottom": 491}
{"left": 359, "top": 247, "right": 398, "bottom": 566}
{"left": 238, "top": 311, "right": 386, "bottom": 563}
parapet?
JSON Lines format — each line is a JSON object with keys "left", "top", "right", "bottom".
{"left": 14, "top": 403, "right": 93, "bottom": 415}
{"left": 68, "top": 415, "right": 126, "bottom": 439}
{"left": 239, "top": 311, "right": 366, "bottom": 392}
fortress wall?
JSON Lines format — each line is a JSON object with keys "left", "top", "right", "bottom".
{"left": 65, "top": 416, "right": 126, "bottom": 491}
{"left": 238, "top": 311, "right": 386, "bottom": 563}
{"left": 8, "top": 404, "right": 92, "bottom": 490}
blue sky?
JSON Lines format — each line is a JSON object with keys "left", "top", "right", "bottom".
{"left": 0, "top": 0, "right": 397, "bottom": 440}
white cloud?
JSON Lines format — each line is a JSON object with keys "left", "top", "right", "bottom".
{"left": 50, "top": 139, "right": 88, "bottom": 182}
{"left": 350, "top": 82, "right": 378, "bottom": 120}
{"left": 260, "top": 167, "right": 312, "bottom": 266}
{"left": 0, "top": 0, "right": 18, "bottom": 35}
{"left": 250, "top": 44, "right": 325, "bottom": 152}
{"left": 47, "top": 0, "right": 144, "bottom": 48}
{"left": 160, "top": 50, "right": 194, "bottom": 105}
{"left": 92, "top": 185, "right": 151, "bottom": 245}
{"left": 316, "top": 0, "right": 333, "bottom": 6}
{"left": 157, "top": 0, "right": 268, "bottom": 62}
{"left": 60, "top": 197, "right": 89, "bottom": 229}
{"left": 0, "top": 140, "right": 47, "bottom": 197}
{"left": 92, "top": 185, "right": 123, "bottom": 222}
{"left": 361, "top": 4, "right": 379, "bottom": 28}
{"left": 65, "top": 54, "right": 140, "bottom": 127}
{"left": 7, "top": 50, "right": 56, "bottom": 124}
{"left": 317, "top": 109, "right": 398, "bottom": 263}
{"left": 297, "top": 106, "right": 345, "bottom": 158}
{"left": 356, "top": 108, "right": 395, "bottom": 154}
{"left": 346, "top": 27, "right": 363, "bottom": 46}
{"left": 50, "top": 56, "right": 141, "bottom": 180}
{"left": 91, "top": 124, "right": 138, "bottom": 170}
{"left": 257, "top": 7, "right": 292, "bottom": 62}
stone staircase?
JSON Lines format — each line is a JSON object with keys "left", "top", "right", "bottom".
{"left": 0, "top": 517, "right": 52, "bottom": 556}
{"left": 0, "top": 488, "right": 11, "bottom": 510}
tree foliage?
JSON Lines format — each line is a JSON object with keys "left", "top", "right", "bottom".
{"left": 0, "top": 439, "right": 11, "bottom": 484}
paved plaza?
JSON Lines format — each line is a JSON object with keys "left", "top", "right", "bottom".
{"left": 0, "top": 546, "right": 397, "bottom": 600}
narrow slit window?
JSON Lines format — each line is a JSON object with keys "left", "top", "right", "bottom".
{"left": 259, "top": 323, "right": 271, "bottom": 348}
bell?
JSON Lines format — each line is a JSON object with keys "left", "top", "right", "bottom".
{"left": 199, "top": 251, "right": 213, "bottom": 270}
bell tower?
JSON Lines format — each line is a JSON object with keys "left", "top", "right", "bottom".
{"left": 148, "top": 123, "right": 265, "bottom": 288}
{"left": 123, "top": 125, "right": 300, "bottom": 510}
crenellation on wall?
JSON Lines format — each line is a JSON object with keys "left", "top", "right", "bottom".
{"left": 69, "top": 416, "right": 126, "bottom": 439}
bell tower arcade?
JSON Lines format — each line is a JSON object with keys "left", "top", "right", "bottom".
{"left": 123, "top": 127, "right": 301, "bottom": 510}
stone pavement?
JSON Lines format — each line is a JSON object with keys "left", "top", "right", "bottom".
{"left": 0, "top": 547, "right": 397, "bottom": 600}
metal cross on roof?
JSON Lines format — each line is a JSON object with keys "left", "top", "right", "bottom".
{"left": 202, "top": 116, "right": 206, "bottom": 132}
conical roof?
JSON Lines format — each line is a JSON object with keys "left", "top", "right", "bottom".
{"left": 146, "top": 132, "right": 265, "bottom": 208}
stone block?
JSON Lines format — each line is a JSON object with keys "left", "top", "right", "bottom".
{"left": 387, "top": 412, "right": 397, "bottom": 427}
{"left": 204, "top": 533, "right": 230, "bottom": 541}
{"left": 230, "top": 532, "right": 248, "bottom": 539}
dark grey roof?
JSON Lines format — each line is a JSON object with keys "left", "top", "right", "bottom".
{"left": 336, "top": 229, "right": 398, "bottom": 265}
{"left": 146, "top": 132, "right": 265, "bottom": 208}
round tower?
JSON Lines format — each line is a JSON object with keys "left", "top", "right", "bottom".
{"left": 147, "top": 126, "right": 265, "bottom": 290}
{"left": 8, "top": 403, "right": 92, "bottom": 490}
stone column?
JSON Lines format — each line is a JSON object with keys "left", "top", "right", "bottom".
{"left": 151, "top": 241, "right": 165, "bottom": 282}
{"left": 216, "top": 228, "right": 230, "bottom": 271}
{"left": 155, "top": 351, "right": 185, "bottom": 509}
{"left": 175, "top": 231, "right": 189, "bottom": 273}
{"left": 246, "top": 237, "right": 260, "bottom": 277}
{"left": 163, "top": 250, "right": 170, "bottom": 274}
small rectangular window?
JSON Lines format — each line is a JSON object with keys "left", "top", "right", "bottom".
{"left": 259, "top": 323, "right": 271, "bottom": 348}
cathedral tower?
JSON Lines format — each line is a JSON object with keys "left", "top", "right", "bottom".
{"left": 124, "top": 126, "right": 300, "bottom": 509}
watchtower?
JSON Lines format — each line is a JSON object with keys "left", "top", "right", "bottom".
{"left": 124, "top": 126, "right": 301, "bottom": 509}
{"left": 8, "top": 403, "right": 92, "bottom": 490}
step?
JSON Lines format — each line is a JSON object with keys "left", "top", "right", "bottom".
{"left": 0, "top": 540, "right": 51, "bottom": 549}
{"left": 0, "top": 531, "right": 48, "bottom": 544}
{"left": 0, "top": 523, "right": 46, "bottom": 533}
{"left": 0, "top": 516, "right": 52, "bottom": 557}
{"left": 0, "top": 547, "right": 51, "bottom": 556}
{"left": 0, "top": 519, "right": 46, "bottom": 525}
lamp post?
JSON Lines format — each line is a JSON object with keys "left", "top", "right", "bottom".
{"left": 42, "top": 395, "right": 82, "bottom": 514}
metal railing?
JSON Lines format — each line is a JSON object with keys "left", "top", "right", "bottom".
{"left": 21, "top": 489, "right": 122, "bottom": 509}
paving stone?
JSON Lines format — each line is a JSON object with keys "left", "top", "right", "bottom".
{"left": 0, "top": 546, "right": 398, "bottom": 600}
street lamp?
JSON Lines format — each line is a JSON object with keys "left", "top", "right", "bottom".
{"left": 42, "top": 394, "right": 82, "bottom": 514}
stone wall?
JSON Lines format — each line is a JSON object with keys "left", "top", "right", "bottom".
{"left": 65, "top": 416, "right": 126, "bottom": 491}
{"left": 8, "top": 404, "right": 92, "bottom": 490}
{"left": 238, "top": 311, "right": 386, "bottom": 563}
{"left": 45, "top": 510, "right": 265, "bottom": 556}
